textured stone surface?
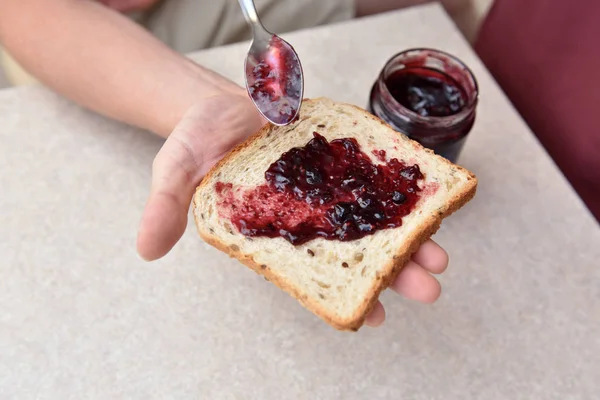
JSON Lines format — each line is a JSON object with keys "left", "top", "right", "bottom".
{"left": 1, "top": 4, "right": 599, "bottom": 399}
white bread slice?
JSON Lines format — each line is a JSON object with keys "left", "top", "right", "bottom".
{"left": 193, "top": 97, "right": 477, "bottom": 331}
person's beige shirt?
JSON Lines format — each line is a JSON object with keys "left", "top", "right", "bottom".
{"left": 138, "top": 0, "right": 355, "bottom": 53}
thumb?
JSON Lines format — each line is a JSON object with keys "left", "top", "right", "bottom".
{"left": 137, "top": 116, "right": 206, "bottom": 261}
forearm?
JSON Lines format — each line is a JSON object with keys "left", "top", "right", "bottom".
{"left": 0, "top": 0, "right": 241, "bottom": 137}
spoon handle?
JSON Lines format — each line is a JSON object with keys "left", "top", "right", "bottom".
{"left": 237, "top": 0, "right": 266, "bottom": 34}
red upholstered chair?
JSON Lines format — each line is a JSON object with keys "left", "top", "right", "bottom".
{"left": 475, "top": 0, "right": 600, "bottom": 221}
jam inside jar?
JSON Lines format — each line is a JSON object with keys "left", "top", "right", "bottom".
{"left": 368, "top": 48, "right": 479, "bottom": 163}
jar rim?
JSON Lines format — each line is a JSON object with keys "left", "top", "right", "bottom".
{"left": 378, "top": 48, "right": 479, "bottom": 123}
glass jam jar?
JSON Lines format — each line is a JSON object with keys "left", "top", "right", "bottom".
{"left": 368, "top": 48, "right": 479, "bottom": 163}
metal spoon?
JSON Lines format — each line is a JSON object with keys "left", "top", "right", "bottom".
{"left": 237, "top": 0, "right": 304, "bottom": 126}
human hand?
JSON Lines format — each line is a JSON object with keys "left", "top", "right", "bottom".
{"left": 137, "top": 91, "right": 265, "bottom": 261}
{"left": 363, "top": 240, "right": 448, "bottom": 327}
{"left": 136, "top": 92, "right": 448, "bottom": 327}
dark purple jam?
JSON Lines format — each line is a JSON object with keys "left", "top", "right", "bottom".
{"left": 215, "top": 132, "right": 428, "bottom": 245}
{"left": 385, "top": 67, "right": 467, "bottom": 117}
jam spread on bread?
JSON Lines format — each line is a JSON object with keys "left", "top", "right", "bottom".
{"left": 215, "top": 133, "right": 424, "bottom": 245}
{"left": 385, "top": 68, "right": 466, "bottom": 117}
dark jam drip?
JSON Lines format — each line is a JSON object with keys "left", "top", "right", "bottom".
{"left": 215, "top": 133, "right": 425, "bottom": 245}
{"left": 385, "top": 67, "right": 466, "bottom": 117}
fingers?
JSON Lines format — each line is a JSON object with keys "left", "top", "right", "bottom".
{"left": 365, "top": 301, "right": 385, "bottom": 327}
{"left": 390, "top": 261, "right": 442, "bottom": 304}
{"left": 363, "top": 241, "right": 449, "bottom": 328}
{"left": 411, "top": 239, "right": 449, "bottom": 274}
{"left": 365, "top": 261, "right": 441, "bottom": 329}
{"left": 137, "top": 118, "right": 204, "bottom": 261}
{"left": 386, "top": 239, "right": 446, "bottom": 304}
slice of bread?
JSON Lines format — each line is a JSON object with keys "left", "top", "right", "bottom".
{"left": 193, "top": 97, "right": 477, "bottom": 331}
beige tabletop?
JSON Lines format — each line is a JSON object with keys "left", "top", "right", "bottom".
{"left": 1, "top": 4, "right": 599, "bottom": 399}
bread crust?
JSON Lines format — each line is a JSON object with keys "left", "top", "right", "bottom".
{"left": 193, "top": 98, "right": 477, "bottom": 331}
